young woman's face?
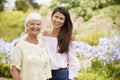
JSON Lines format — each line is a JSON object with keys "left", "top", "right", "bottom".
{"left": 52, "top": 12, "right": 65, "bottom": 29}
{"left": 27, "top": 20, "right": 41, "bottom": 36}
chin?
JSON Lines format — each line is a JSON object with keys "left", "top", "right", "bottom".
{"left": 54, "top": 26, "right": 61, "bottom": 29}
{"left": 32, "top": 33, "right": 39, "bottom": 36}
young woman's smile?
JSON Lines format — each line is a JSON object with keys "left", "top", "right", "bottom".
{"left": 52, "top": 12, "right": 65, "bottom": 29}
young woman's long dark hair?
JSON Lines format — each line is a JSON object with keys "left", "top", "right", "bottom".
{"left": 51, "top": 6, "right": 73, "bottom": 54}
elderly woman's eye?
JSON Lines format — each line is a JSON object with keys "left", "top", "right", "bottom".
{"left": 30, "top": 23, "right": 34, "bottom": 25}
{"left": 30, "top": 23, "right": 41, "bottom": 26}
{"left": 37, "top": 23, "right": 40, "bottom": 26}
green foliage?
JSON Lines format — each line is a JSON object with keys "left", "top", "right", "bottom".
{"left": 77, "top": 72, "right": 105, "bottom": 80}
{"left": 77, "top": 59, "right": 120, "bottom": 80}
{"left": 0, "top": 8, "right": 51, "bottom": 42}
{"left": 110, "top": 0, "right": 120, "bottom": 4}
{"left": 0, "top": 0, "right": 7, "bottom": 12}
{"left": 114, "top": 14, "right": 120, "bottom": 31}
{"left": 59, "top": 0, "right": 80, "bottom": 9}
{"left": 28, "top": 0, "right": 41, "bottom": 9}
{"left": 0, "top": 11, "right": 25, "bottom": 42}
{"left": 50, "top": 0, "right": 60, "bottom": 9}
{"left": 15, "top": 0, "right": 42, "bottom": 12}
{"left": 91, "top": 5, "right": 120, "bottom": 20}
{"left": 15, "top": 0, "right": 30, "bottom": 12}
{"left": 39, "top": 7, "right": 49, "bottom": 16}
{"left": 91, "top": 60, "right": 120, "bottom": 80}
{"left": 75, "top": 21, "right": 120, "bottom": 45}
{"left": 74, "top": 5, "right": 120, "bottom": 45}
{"left": 73, "top": 1, "right": 120, "bottom": 21}
{"left": 51, "top": 0, "right": 120, "bottom": 21}
{"left": 0, "top": 54, "right": 11, "bottom": 78}
{"left": 80, "top": 29, "right": 104, "bottom": 46}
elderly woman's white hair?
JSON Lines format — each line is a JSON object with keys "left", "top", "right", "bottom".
{"left": 24, "top": 12, "right": 42, "bottom": 32}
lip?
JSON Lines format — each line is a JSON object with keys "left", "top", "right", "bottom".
{"left": 54, "top": 21, "right": 61, "bottom": 26}
{"left": 31, "top": 28, "right": 40, "bottom": 33}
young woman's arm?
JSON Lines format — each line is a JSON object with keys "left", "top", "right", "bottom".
{"left": 12, "top": 66, "right": 21, "bottom": 80}
{"left": 71, "top": 34, "right": 75, "bottom": 41}
{"left": 68, "top": 42, "right": 80, "bottom": 80}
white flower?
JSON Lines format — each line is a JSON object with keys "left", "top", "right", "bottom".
{"left": 1, "top": 58, "right": 7, "bottom": 64}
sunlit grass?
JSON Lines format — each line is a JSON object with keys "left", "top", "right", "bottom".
{"left": 0, "top": 77, "right": 12, "bottom": 80}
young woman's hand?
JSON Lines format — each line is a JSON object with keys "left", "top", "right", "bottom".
{"left": 69, "top": 77, "right": 77, "bottom": 80}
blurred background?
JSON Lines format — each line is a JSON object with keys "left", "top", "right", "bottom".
{"left": 0, "top": 0, "right": 120, "bottom": 80}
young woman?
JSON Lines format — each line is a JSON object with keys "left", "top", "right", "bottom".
{"left": 10, "top": 12, "right": 51, "bottom": 80}
{"left": 42, "top": 6, "right": 80, "bottom": 80}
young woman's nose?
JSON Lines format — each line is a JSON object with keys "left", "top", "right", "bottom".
{"left": 56, "top": 18, "right": 60, "bottom": 22}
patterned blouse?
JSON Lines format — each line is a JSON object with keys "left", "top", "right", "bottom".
{"left": 10, "top": 39, "right": 51, "bottom": 80}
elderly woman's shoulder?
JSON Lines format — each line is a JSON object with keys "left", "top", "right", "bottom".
{"left": 14, "top": 40, "right": 24, "bottom": 47}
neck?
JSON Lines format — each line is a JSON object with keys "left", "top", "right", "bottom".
{"left": 51, "top": 28, "right": 60, "bottom": 37}
{"left": 25, "top": 35, "right": 38, "bottom": 44}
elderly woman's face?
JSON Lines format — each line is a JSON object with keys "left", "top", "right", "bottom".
{"left": 27, "top": 20, "right": 41, "bottom": 36}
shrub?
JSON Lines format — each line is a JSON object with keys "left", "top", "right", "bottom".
{"left": 0, "top": 11, "right": 25, "bottom": 42}
{"left": 91, "top": 60, "right": 120, "bottom": 80}
{"left": 0, "top": 54, "right": 11, "bottom": 78}
{"left": 80, "top": 29, "right": 103, "bottom": 46}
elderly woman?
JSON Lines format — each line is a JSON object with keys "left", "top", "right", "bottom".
{"left": 10, "top": 12, "right": 51, "bottom": 80}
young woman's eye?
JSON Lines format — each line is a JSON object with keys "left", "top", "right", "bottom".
{"left": 60, "top": 17, "right": 64, "bottom": 20}
{"left": 55, "top": 15, "right": 58, "bottom": 18}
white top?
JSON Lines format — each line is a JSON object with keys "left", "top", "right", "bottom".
{"left": 10, "top": 40, "right": 51, "bottom": 80}
{"left": 42, "top": 36, "right": 80, "bottom": 79}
